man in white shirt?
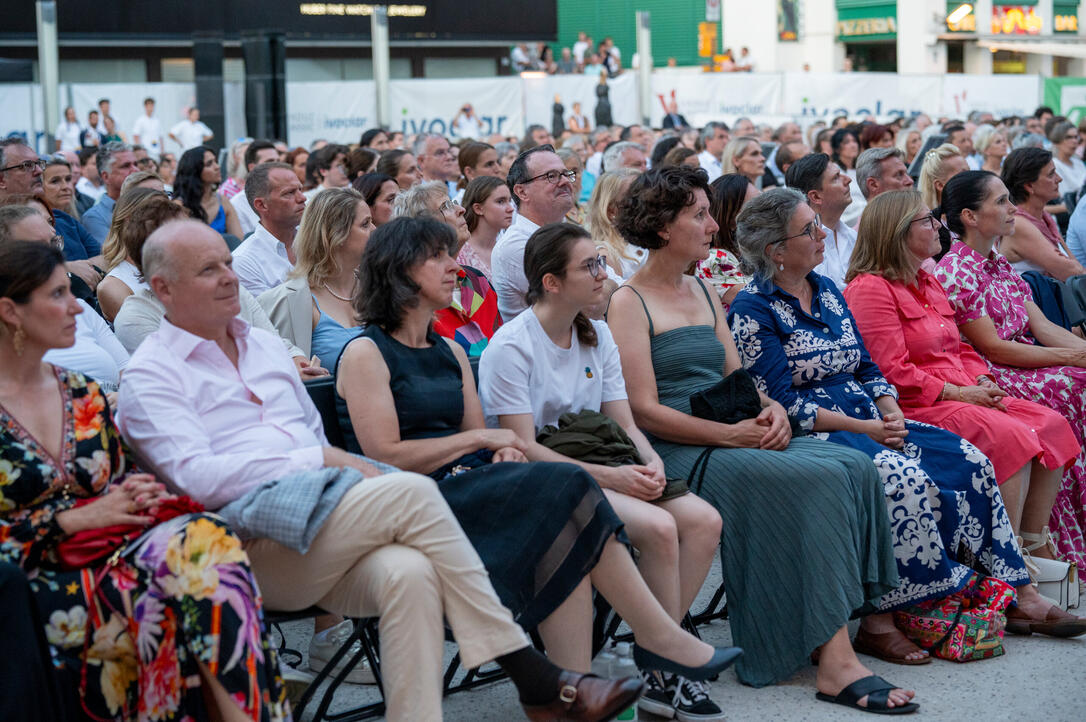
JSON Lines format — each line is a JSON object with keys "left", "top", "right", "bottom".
{"left": 451, "top": 104, "right": 484, "bottom": 141}
{"left": 602, "top": 141, "right": 647, "bottom": 173}
{"left": 229, "top": 139, "right": 281, "bottom": 236}
{"left": 81, "top": 142, "right": 139, "bottom": 243}
{"left": 302, "top": 143, "right": 350, "bottom": 201}
{"left": 572, "top": 32, "right": 589, "bottom": 66}
{"left": 785, "top": 152, "right": 855, "bottom": 290}
{"left": 232, "top": 163, "right": 305, "bottom": 295}
{"left": 697, "top": 122, "right": 730, "bottom": 183}
{"left": 736, "top": 47, "right": 757, "bottom": 72}
{"left": 75, "top": 148, "right": 106, "bottom": 202}
{"left": 169, "top": 107, "right": 214, "bottom": 152}
{"left": 584, "top": 127, "right": 613, "bottom": 179}
{"left": 117, "top": 219, "right": 631, "bottom": 722}
{"left": 492, "top": 146, "right": 576, "bottom": 321}
{"left": 414, "top": 133, "right": 459, "bottom": 195}
{"left": 131, "top": 97, "right": 164, "bottom": 160}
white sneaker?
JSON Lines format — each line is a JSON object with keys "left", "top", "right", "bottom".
{"left": 279, "top": 664, "right": 315, "bottom": 709}
{"left": 308, "top": 620, "right": 377, "bottom": 685}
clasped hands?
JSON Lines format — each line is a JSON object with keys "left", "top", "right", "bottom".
{"left": 57, "top": 474, "right": 176, "bottom": 534}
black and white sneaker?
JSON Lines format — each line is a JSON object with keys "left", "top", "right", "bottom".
{"left": 670, "top": 675, "right": 726, "bottom": 722}
{"left": 637, "top": 669, "right": 677, "bottom": 718}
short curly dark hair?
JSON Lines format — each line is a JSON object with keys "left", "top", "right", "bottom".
{"left": 613, "top": 165, "right": 711, "bottom": 249}
{"left": 353, "top": 216, "right": 457, "bottom": 333}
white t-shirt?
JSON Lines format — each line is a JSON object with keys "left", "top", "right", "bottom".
{"left": 44, "top": 300, "right": 130, "bottom": 391}
{"left": 453, "top": 114, "right": 483, "bottom": 140}
{"left": 491, "top": 213, "right": 540, "bottom": 322}
{"left": 230, "top": 190, "right": 260, "bottom": 237}
{"left": 479, "top": 308, "right": 627, "bottom": 430}
{"left": 131, "top": 114, "right": 164, "bottom": 157}
{"left": 231, "top": 223, "right": 295, "bottom": 295}
{"left": 1055, "top": 155, "right": 1086, "bottom": 199}
{"left": 698, "top": 151, "right": 723, "bottom": 183}
{"left": 54, "top": 121, "right": 83, "bottom": 151}
{"left": 170, "top": 119, "right": 213, "bottom": 151}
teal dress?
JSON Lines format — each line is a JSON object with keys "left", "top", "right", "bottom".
{"left": 615, "top": 284, "right": 899, "bottom": 688}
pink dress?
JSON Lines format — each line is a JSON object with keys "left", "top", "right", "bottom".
{"left": 935, "top": 241, "right": 1086, "bottom": 567}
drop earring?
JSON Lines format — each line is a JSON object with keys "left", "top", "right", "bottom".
{"left": 778, "top": 263, "right": 784, "bottom": 271}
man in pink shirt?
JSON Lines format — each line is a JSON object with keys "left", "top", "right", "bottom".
{"left": 116, "top": 220, "right": 640, "bottom": 722}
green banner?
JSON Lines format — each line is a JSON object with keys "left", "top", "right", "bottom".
{"left": 1044, "top": 77, "right": 1086, "bottom": 124}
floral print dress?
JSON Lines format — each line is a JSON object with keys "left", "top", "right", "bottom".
{"left": 695, "top": 248, "right": 749, "bottom": 310}
{"left": 729, "top": 273, "right": 1029, "bottom": 611}
{"left": 0, "top": 368, "right": 289, "bottom": 722}
{"left": 936, "top": 240, "right": 1086, "bottom": 569}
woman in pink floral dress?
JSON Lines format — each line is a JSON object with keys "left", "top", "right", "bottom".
{"left": 935, "top": 170, "right": 1086, "bottom": 573}
{"left": 695, "top": 174, "right": 759, "bottom": 309}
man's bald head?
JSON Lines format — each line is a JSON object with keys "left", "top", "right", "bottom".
{"left": 143, "top": 220, "right": 240, "bottom": 336}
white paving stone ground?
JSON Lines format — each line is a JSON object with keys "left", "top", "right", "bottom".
{"left": 281, "top": 557, "right": 1086, "bottom": 721}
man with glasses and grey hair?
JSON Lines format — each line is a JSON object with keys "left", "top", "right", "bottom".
{"left": 414, "top": 133, "right": 459, "bottom": 196}
{"left": 785, "top": 152, "right": 855, "bottom": 291}
{"left": 0, "top": 138, "right": 45, "bottom": 200}
{"left": 492, "top": 145, "right": 578, "bottom": 321}
{"left": 697, "top": 122, "right": 730, "bottom": 182}
{"left": 81, "top": 141, "right": 138, "bottom": 243}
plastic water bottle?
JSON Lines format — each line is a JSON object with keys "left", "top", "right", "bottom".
{"left": 591, "top": 646, "right": 617, "bottom": 679}
{"left": 613, "top": 643, "right": 639, "bottom": 721}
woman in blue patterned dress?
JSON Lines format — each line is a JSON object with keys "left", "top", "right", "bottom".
{"left": 728, "top": 188, "right": 1030, "bottom": 663}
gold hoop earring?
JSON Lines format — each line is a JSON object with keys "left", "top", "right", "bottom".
{"left": 11, "top": 325, "right": 25, "bottom": 357}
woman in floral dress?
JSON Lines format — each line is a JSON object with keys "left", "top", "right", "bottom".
{"left": 936, "top": 170, "right": 1086, "bottom": 574}
{"left": 695, "top": 174, "right": 759, "bottom": 309}
{"left": 729, "top": 188, "right": 1031, "bottom": 661}
{"left": 0, "top": 240, "right": 288, "bottom": 721}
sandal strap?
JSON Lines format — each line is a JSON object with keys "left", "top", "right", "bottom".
{"left": 835, "top": 675, "right": 895, "bottom": 706}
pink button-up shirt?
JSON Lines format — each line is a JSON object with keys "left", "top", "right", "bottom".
{"left": 117, "top": 317, "right": 326, "bottom": 509}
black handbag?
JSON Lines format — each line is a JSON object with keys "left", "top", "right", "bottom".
{"left": 689, "top": 368, "right": 763, "bottom": 424}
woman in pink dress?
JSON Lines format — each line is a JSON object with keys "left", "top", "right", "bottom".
{"left": 934, "top": 170, "right": 1086, "bottom": 577}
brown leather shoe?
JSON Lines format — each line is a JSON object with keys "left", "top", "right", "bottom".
{"left": 522, "top": 671, "right": 645, "bottom": 722}
{"left": 1006, "top": 604, "right": 1086, "bottom": 638}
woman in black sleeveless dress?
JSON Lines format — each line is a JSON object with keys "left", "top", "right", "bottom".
{"left": 334, "top": 216, "right": 742, "bottom": 679}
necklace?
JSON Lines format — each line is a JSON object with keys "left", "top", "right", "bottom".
{"left": 322, "top": 282, "right": 355, "bottom": 302}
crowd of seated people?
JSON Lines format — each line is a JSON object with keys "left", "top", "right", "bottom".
{"left": 3, "top": 103, "right": 1086, "bottom": 721}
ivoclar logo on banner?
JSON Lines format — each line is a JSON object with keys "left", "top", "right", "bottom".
{"left": 398, "top": 115, "right": 510, "bottom": 137}
{"left": 799, "top": 98, "right": 924, "bottom": 119}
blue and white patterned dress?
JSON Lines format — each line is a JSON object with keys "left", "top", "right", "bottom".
{"left": 729, "top": 272, "right": 1029, "bottom": 610}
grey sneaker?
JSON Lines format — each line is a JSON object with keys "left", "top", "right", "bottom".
{"left": 671, "top": 676, "right": 726, "bottom": 722}
{"left": 308, "top": 620, "right": 377, "bottom": 685}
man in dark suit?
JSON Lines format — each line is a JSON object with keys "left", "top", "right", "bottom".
{"left": 661, "top": 99, "right": 689, "bottom": 130}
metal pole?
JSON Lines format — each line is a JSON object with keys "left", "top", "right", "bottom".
{"left": 636, "top": 11, "right": 653, "bottom": 127}
{"left": 36, "top": 1, "right": 59, "bottom": 154}
{"left": 372, "top": 6, "right": 391, "bottom": 128}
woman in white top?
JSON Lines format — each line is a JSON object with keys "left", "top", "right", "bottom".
{"left": 974, "top": 125, "right": 1008, "bottom": 174}
{"left": 480, "top": 223, "right": 724, "bottom": 708}
{"left": 98, "top": 187, "right": 185, "bottom": 322}
{"left": 53, "top": 106, "right": 82, "bottom": 152}
{"left": 1050, "top": 120, "right": 1086, "bottom": 201}
{"left": 586, "top": 168, "right": 644, "bottom": 282}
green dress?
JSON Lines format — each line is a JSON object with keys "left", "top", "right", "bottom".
{"left": 617, "top": 285, "right": 899, "bottom": 688}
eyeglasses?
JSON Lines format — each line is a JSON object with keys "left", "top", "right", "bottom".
{"left": 523, "top": 169, "right": 577, "bottom": 186}
{"left": 775, "top": 214, "right": 821, "bottom": 245}
{"left": 438, "top": 198, "right": 462, "bottom": 214}
{"left": 910, "top": 212, "right": 946, "bottom": 232}
{"left": 580, "top": 254, "right": 607, "bottom": 277}
{"left": 0, "top": 158, "right": 47, "bottom": 174}
{"left": 136, "top": 158, "right": 157, "bottom": 169}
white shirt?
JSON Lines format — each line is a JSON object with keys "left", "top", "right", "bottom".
{"left": 1054, "top": 155, "right": 1086, "bottom": 198}
{"left": 232, "top": 223, "right": 295, "bottom": 296}
{"left": 117, "top": 318, "right": 326, "bottom": 509}
{"left": 815, "top": 217, "right": 858, "bottom": 291}
{"left": 698, "top": 151, "right": 723, "bottom": 183}
{"left": 479, "top": 309, "right": 626, "bottom": 430}
{"left": 230, "top": 190, "right": 260, "bottom": 237}
{"left": 170, "top": 119, "right": 213, "bottom": 151}
{"left": 54, "top": 121, "right": 83, "bottom": 151}
{"left": 131, "top": 113, "right": 163, "bottom": 158}
{"left": 104, "top": 259, "right": 149, "bottom": 294}
{"left": 573, "top": 40, "right": 589, "bottom": 65}
{"left": 586, "top": 152, "right": 604, "bottom": 178}
{"left": 491, "top": 213, "right": 540, "bottom": 322}
{"left": 840, "top": 169, "right": 866, "bottom": 228}
{"left": 44, "top": 300, "right": 130, "bottom": 391}
{"left": 453, "top": 114, "right": 483, "bottom": 141}
{"left": 76, "top": 177, "right": 106, "bottom": 201}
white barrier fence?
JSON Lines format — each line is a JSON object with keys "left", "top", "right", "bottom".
{"left": 3, "top": 71, "right": 1044, "bottom": 154}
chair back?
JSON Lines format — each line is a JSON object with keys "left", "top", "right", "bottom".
{"left": 305, "top": 376, "right": 346, "bottom": 448}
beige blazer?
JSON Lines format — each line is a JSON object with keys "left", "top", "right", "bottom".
{"left": 258, "top": 276, "right": 313, "bottom": 358}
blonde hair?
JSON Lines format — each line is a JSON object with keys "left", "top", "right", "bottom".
{"left": 292, "top": 187, "right": 365, "bottom": 286}
{"left": 586, "top": 168, "right": 641, "bottom": 269}
{"left": 120, "top": 170, "right": 165, "bottom": 196}
{"left": 102, "top": 186, "right": 168, "bottom": 270}
{"left": 721, "top": 136, "right": 760, "bottom": 176}
{"left": 895, "top": 128, "right": 919, "bottom": 161}
{"left": 918, "top": 143, "right": 963, "bottom": 208}
{"left": 847, "top": 189, "right": 926, "bottom": 284}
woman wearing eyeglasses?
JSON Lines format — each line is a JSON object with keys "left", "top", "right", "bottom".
{"left": 480, "top": 222, "right": 728, "bottom": 720}
{"left": 728, "top": 187, "right": 1033, "bottom": 667}
{"left": 393, "top": 181, "right": 502, "bottom": 356}
{"left": 843, "top": 189, "right": 1084, "bottom": 635}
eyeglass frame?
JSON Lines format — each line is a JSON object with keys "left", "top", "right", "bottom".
{"left": 578, "top": 254, "right": 608, "bottom": 278}
{"left": 438, "top": 198, "right": 462, "bottom": 215}
{"left": 910, "top": 211, "right": 947, "bottom": 232}
{"left": 522, "top": 168, "right": 578, "bottom": 186}
{"left": 0, "top": 158, "right": 47, "bottom": 174}
{"left": 774, "top": 214, "right": 822, "bottom": 245}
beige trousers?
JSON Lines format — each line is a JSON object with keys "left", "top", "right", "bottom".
{"left": 245, "top": 471, "right": 530, "bottom": 721}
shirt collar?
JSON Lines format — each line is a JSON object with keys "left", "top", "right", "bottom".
{"left": 158, "top": 315, "right": 252, "bottom": 360}
{"left": 751, "top": 270, "right": 829, "bottom": 300}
